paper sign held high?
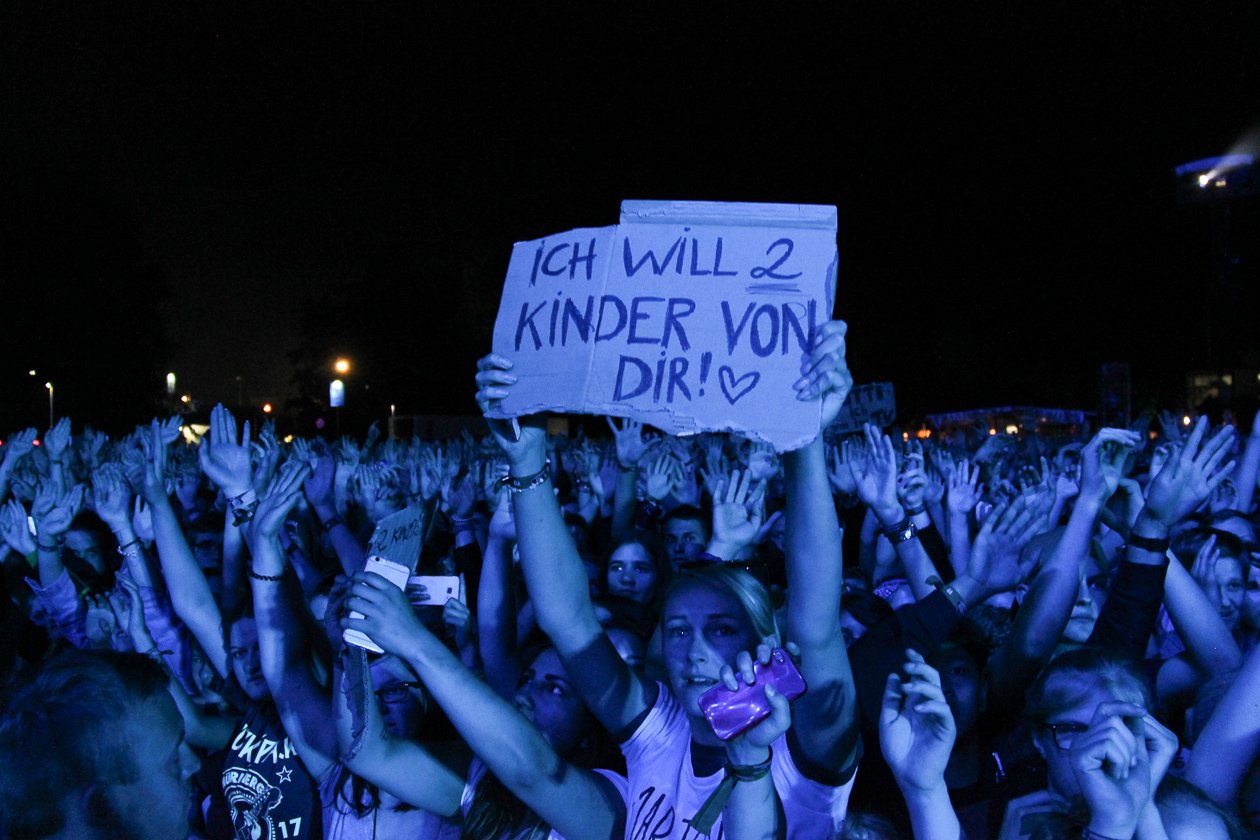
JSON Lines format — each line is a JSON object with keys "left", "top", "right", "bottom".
{"left": 490, "top": 200, "right": 838, "bottom": 451}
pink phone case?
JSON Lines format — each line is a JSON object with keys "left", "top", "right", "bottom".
{"left": 698, "top": 648, "right": 807, "bottom": 741}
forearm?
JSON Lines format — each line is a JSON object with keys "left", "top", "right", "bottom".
{"left": 314, "top": 503, "right": 366, "bottom": 575}
{"left": 947, "top": 511, "right": 971, "bottom": 577}
{"left": 1163, "top": 558, "right": 1241, "bottom": 674}
{"left": 151, "top": 495, "right": 221, "bottom": 645}
{"left": 783, "top": 438, "right": 844, "bottom": 645}
{"left": 722, "top": 752, "right": 783, "bottom": 840}
{"left": 1187, "top": 642, "right": 1260, "bottom": 804}
{"left": 478, "top": 534, "right": 523, "bottom": 697}
{"left": 401, "top": 629, "right": 557, "bottom": 793}
{"left": 609, "top": 467, "right": 638, "bottom": 545}
{"left": 512, "top": 474, "right": 603, "bottom": 654}
{"left": 902, "top": 785, "right": 961, "bottom": 840}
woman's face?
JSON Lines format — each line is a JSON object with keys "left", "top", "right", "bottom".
{"left": 514, "top": 648, "right": 591, "bottom": 755}
{"left": 606, "top": 543, "right": 658, "bottom": 605}
{"left": 661, "top": 580, "right": 761, "bottom": 716}
{"left": 371, "top": 656, "right": 424, "bottom": 740}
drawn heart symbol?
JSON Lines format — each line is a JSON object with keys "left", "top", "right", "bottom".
{"left": 718, "top": 366, "right": 760, "bottom": 405}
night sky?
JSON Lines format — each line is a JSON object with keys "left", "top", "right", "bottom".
{"left": 3, "top": 5, "right": 1258, "bottom": 434}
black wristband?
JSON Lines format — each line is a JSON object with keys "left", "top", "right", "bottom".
{"left": 320, "top": 514, "right": 344, "bottom": 532}
{"left": 497, "top": 461, "right": 551, "bottom": 494}
{"left": 1127, "top": 533, "right": 1170, "bottom": 555}
{"left": 903, "top": 505, "right": 926, "bottom": 516}
{"left": 248, "top": 568, "right": 286, "bottom": 582}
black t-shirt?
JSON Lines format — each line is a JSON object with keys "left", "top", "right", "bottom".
{"left": 204, "top": 704, "right": 324, "bottom": 840}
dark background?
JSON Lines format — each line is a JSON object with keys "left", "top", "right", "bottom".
{"left": 2, "top": 5, "right": 1258, "bottom": 435}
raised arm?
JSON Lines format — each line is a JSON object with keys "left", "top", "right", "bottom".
{"left": 475, "top": 354, "right": 651, "bottom": 734}
{"left": 247, "top": 459, "right": 337, "bottom": 781}
{"left": 346, "top": 571, "right": 625, "bottom": 839}
{"left": 303, "top": 452, "right": 366, "bottom": 575}
{"left": 880, "top": 650, "right": 962, "bottom": 840}
{"left": 478, "top": 492, "right": 525, "bottom": 697}
{"left": 782, "top": 320, "right": 859, "bottom": 774}
{"left": 1234, "top": 409, "right": 1260, "bottom": 516}
{"left": 147, "top": 420, "right": 229, "bottom": 677}
{"left": 985, "top": 428, "right": 1134, "bottom": 707}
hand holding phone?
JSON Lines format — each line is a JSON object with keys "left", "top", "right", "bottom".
{"left": 343, "top": 556, "right": 411, "bottom": 654}
{"left": 698, "top": 648, "right": 806, "bottom": 741}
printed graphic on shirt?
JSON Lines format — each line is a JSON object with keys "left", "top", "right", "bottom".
{"left": 631, "top": 786, "right": 721, "bottom": 840}
{"left": 222, "top": 719, "right": 310, "bottom": 839}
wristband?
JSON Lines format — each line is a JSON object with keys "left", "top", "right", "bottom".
{"left": 36, "top": 539, "right": 62, "bottom": 553}
{"left": 1127, "top": 533, "right": 1170, "bottom": 555}
{"left": 248, "top": 568, "right": 286, "bottom": 582}
{"left": 1081, "top": 830, "right": 1130, "bottom": 840}
{"left": 116, "top": 538, "right": 142, "bottom": 556}
{"left": 882, "top": 518, "right": 918, "bottom": 545}
{"left": 691, "top": 747, "right": 773, "bottom": 833}
{"left": 450, "top": 514, "right": 479, "bottom": 533}
{"left": 903, "top": 505, "right": 926, "bottom": 516}
{"left": 926, "top": 576, "right": 968, "bottom": 616}
{"left": 320, "top": 514, "right": 344, "bottom": 532}
{"left": 497, "top": 461, "right": 551, "bottom": 494}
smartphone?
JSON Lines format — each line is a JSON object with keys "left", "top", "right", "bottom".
{"left": 407, "top": 575, "right": 460, "bottom": 607}
{"left": 698, "top": 648, "right": 807, "bottom": 741}
{"left": 343, "top": 556, "right": 411, "bottom": 654}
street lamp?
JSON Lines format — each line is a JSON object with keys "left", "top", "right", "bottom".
{"left": 334, "top": 358, "right": 351, "bottom": 375}
{"left": 44, "top": 382, "right": 53, "bottom": 428}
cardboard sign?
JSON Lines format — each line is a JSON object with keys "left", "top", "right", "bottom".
{"left": 490, "top": 200, "right": 838, "bottom": 451}
{"left": 365, "top": 505, "right": 427, "bottom": 574}
{"left": 827, "top": 382, "right": 896, "bottom": 435}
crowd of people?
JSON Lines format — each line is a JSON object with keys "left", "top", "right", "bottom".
{"left": 1, "top": 319, "right": 1259, "bottom": 839}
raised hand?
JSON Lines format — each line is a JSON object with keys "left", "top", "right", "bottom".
{"left": 607, "top": 416, "right": 649, "bottom": 469}
{"left": 197, "top": 404, "right": 253, "bottom": 498}
{"left": 0, "top": 499, "right": 35, "bottom": 556}
{"left": 43, "top": 417, "right": 72, "bottom": 464}
{"left": 793, "top": 320, "right": 854, "bottom": 429}
{"left": 2, "top": 428, "right": 37, "bottom": 468}
{"left": 642, "top": 453, "right": 680, "bottom": 503}
{"left": 879, "top": 650, "right": 956, "bottom": 794}
{"left": 966, "top": 495, "right": 1045, "bottom": 595}
{"left": 342, "top": 570, "right": 429, "bottom": 660}
{"left": 131, "top": 497, "right": 154, "bottom": 543}
{"left": 896, "top": 445, "right": 928, "bottom": 511}
{"left": 853, "top": 423, "right": 902, "bottom": 523}
{"left": 946, "top": 458, "right": 981, "bottom": 516}
{"left": 1070, "top": 701, "right": 1152, "bottom": 840}
{"left": 250, "top": 429, "right": 283, "bottom": 492}
{"left": 91, "top": 463, "right": 134, "bottom": 532}
{"left": 443, "top": 597, "right": 476, "bottom": 663}
{"left": 253, "top": 461, "right": 312, "bottom": 541}
{"left": 1143, "top": 417, "right": 1235, "bottom": 528}
{"left": 1078, "top": 428, "right": 1141, "bottom": 505}
{"left": 35, "top": 484, "right": 85, "bottom": 538}
{"left": 442, "top": 470, "right": 477, "bottom": 518}
{"left": 112, "top": 576, "right": 156, "bottom": 653}
{"left": 709, "top": 469, "right": 767, "bottom": 560}
{"left": 746, "top": 442, "right": 779, "bottom": 483}
{"left": 475, "top": 354, "right": 546, "bottom": 472}
{"left": 827, "top": 438, "right": 863, "bottom": 496}
{"left": 156, "top": 416, "right": 184, "bottom": 447}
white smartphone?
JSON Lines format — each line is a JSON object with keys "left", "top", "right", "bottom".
{"left": 343, "top": 556, "right": 411, "bottom": 654}
{"left": 408, "top": 575, "right": 460, "bottom": 607}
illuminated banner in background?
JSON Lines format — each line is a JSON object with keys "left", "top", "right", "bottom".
{"left": 490, "top": 200, "right": 838, "bottom": 451}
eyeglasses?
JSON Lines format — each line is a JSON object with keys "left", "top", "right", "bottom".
{"left": 375, "top": 681, "right": 421, "bottom": 703}
{"left": 1043, "top": 721, "right": 1090, "bottom": 750}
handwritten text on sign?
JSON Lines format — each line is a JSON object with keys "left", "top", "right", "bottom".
{"left": 490, "top": 201, "right": 838, "bottom": 451}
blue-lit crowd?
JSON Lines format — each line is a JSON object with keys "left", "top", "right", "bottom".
{"left": 2, "top": 322, "right": 1259, "bottom": 840}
